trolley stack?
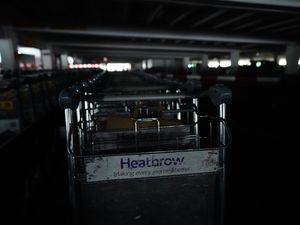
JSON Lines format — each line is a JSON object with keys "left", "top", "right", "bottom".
{"left": 60, "top": 71, "right": 232, "bottom": 225}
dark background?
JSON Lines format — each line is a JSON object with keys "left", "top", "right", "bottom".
{"left": 1, "top": 1, "right": 300, "bottom": 224}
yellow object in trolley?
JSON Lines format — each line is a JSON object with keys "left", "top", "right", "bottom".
{"left": 0, "top": 90, "right": 17, "bottom": 111}
{"left": 0, "top": 100, "right": 14, "bottom": 111}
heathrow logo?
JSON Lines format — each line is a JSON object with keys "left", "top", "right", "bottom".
{"left": 120, "top": 156, "right": 185, "bottom": 169}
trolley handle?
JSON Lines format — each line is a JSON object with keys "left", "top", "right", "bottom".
{"left": 206, "top": 85, "right": 232, "bottom": 106}
{"left": 67, "top": 123, "right": 74, "bottom": 155}
{"left": 134, "top": 118, "right": 160, "bottom": 135}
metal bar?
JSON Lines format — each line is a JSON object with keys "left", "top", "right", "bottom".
{"left": 128, "top": 0, "right": 300, "bottom": 14}
{"left": 147, "top": 4, "right": 164, "bottom": 25}
{"left": 134, "top": 118, "right": 161, "bottom": 134}
{"left": 209, "top": 121, "right": 213, "bottom": 147}
{"left": 64, "top": 108, "right": 82, "bottom": 225}
{"left": 219, "top": 103, "right": 226, "bottom": 145}
{"left": 65, "top": 51, "right": 222, "bottom": 59}
{"left": 84, "top": 93, "right": 194, "bottom": 102}
{"left": 213, "top": 12, "right": 253, "bottom": 29}
{"left": 50, "top": 41, "right": 239, "bottom": 53}
{"left": 66, "top": 49, "right": 209, "bottom": 56}
{"left": 210, "top": 0, "right": 300, "bottom": 9}
{"left": 271, "top": 23, "right": 300, "bottom": 33}
{"left": 176, "top": 89, "right": 182, "bottom": 120}
{"left": 218, "top": 103, "right": 226, "bottom": 225}
{"left": 66, "top": 49, "right": 255, "bottom": 59}
{"left": 64, "top": 109, "right": 72, "bottom": 155}
{"left": 15, "top": 27, "right": 292, "bottom": 45}
{"left": 252, "top": 17, "right": 300, "bottom": 32}
{"left": 84, "top": 100, "right": 91, "bottom": 125}
{"left": 231, "top": 19, "right": 262, "bottom": 31}
{"left": 170, "top": 8, "right": 196, "bottom": 26}
{"left": 192, "top": 9, "right": 226, "bottom": 28}
{"left": 193, "top": 98, "right": 199, "bottom": 147}
{"left": 76, "top": 101, "right": 82, "bottom": 142}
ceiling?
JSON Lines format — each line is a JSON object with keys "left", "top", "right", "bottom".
{"left": 1, "top": 0, "right": 300, "bottom": 61}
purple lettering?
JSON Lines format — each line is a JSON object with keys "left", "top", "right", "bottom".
{"left": 173, "top": 157, "right": 185, "bottom": 165}
{"left": 146, "top": 158, "right": 151, "bottom": 167}
{"left": 121, "top": 158, "right": 130, "bottom": 169}
{"left": 152, "top": 158, "right": 159, "bottom": 167}
{"left": 164, "top": 158, "right": 172, "bottom": 165}
{"left": 138, "top": 160, "right": 146, "bottom": 168}
{"left": 121, "top": 156, "right": 185, "bottom": 169}
{"left": 131, "top": 160, "right": 138, "bottom": 168}
{"left": 160, "top": 158, "right": 164, "bottom": 166}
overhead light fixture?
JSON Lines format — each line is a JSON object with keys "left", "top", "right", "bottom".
{"left": 67, "top": 56, "right": 74, "bottom": 64}
{"left": 256, "top": 61, "right": 262, "bottom": 67}
{"left": 208, "top": 60, "right": 219, "bottom": 68}
{"left": 219, "top": 60, "right": 231, "bottom": 68}
{"left": 238, "top": 59, "right": 251, "bottom": 66}
{"left": 278, "top": 58, "right": 287, "bottom": 66}
{"left": 107, "top": 63, "right": 131, "bottom": 72}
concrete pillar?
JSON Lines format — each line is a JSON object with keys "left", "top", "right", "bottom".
{"left": 230, "top": 50, "right": 240, "bottom": 74}
{"left": 147, "top": 59, "right": 153, "bottom": 69}
{"left": 41, "top": 49, "right": 54, "bottom": 70}
{"left": 201, "top": 54, "right": 208, "bottom": 70}
{"left": 165, "top": 59, "right": 173, "bottom": 68}
{"left": 60, "top": 54, "right": 68, "bottom": 69}
{"left": 55, "top": 56, "right": 61, "bottom": 69}
{"left": 285, "top": 45, "right": 300, "bottom": 75}
{"left": 183, "top": 57, "right": 190, "bottom": 68}
{"left": 0, "top": 39, "right": 16, "bottom": 70}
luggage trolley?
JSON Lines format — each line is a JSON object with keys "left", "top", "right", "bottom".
{"left": 59, "top": 72, "right": 232, "bottom": 225}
